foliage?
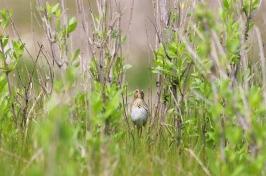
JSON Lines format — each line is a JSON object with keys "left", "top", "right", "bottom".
{"left": 0, "top": 0, "right": 266, "bottom": 176}
{"left": 152, "top": 0, "right": 265, "bottom": 175}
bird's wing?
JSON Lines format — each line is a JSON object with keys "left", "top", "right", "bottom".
{"left": 141, "top": 101, "right": 149, "bottom": 114}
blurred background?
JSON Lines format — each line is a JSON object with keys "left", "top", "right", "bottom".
{"left": 0, "top": 0, "right": 266, "bottom": 91}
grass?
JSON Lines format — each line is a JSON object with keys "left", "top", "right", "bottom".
{"left": 0, "top": 0, "right": 266, "bottom": 175}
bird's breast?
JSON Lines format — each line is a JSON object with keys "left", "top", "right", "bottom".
{"left": 131, "top": 107, "right": 148, "bottom": 122}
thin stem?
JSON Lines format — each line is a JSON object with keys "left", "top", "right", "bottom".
{"left": 0, "top": 40, "right": 17, "bottom": 126}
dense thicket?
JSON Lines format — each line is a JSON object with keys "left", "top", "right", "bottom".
{"left": 0, "top": 0, "right": 265, "bottom": 175}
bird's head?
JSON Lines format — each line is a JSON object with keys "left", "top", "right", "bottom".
{"left": 134, "top": 89, "right": 144, "bottom": 99}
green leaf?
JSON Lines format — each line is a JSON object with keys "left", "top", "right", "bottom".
{"left": 66, "top": 17, "right": 77, "bottom": 35}
{"left": 45, "top": 2, "right": 52, "bottom": 14}
{"left": 66, "top": 66, "right": 77, "bottom": 87}
{"left": 51, "top": 3, "right": 60, "bottom": 14}
{"left": 123, "top": 64, "right": 132, "bottom": 71}
{"left": 0, "top": 9, "right": 12, "bottom": 29}
{"left": 12, "top": 40, "right": 24, "bottom": 59}
{"left": 1, "top": 36, "right": 9, "bottom": 48}
{"left": 71, "top": 49, "right": 80, "bottom": 67}
{"left": 0, "top": 52, "right": 5, "bottom": 60}
{"left": 46, "top": 3, "right": 61, "bottom": 19}
{"left": 71, "top": 49, "right": 80, "bottom": 61}
{"left": 223, "top": 0, "right": 229, "bottom": 9}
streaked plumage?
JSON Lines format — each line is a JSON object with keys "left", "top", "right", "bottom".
{"left": 130, "top": 89, "right": 149, "bottom": 128}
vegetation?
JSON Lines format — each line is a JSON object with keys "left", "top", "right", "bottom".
{"left": 0, "top": 0, "right": 265, "bottom": 175}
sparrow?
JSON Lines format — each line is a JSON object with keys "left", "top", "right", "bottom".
{"left": 130, "top": 89, "right": 149, "bottom": 130}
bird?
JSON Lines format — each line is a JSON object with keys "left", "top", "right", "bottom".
{"left": 130, "top": 89, "right": 149, "bottom": 134}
